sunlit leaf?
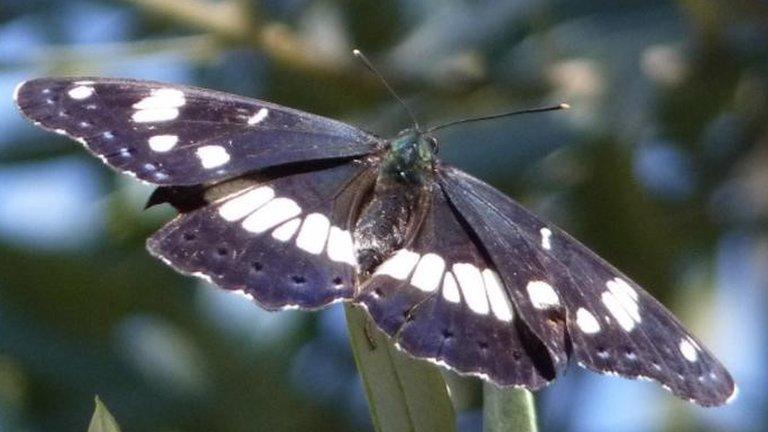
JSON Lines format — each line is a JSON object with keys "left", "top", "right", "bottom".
{"left": 345, "top": 305, "right": 456, "bottom": 432}
{"left": 87, "top": 396, "right": 122, "bottom": 432}
{"left": 483, "top": 383, "right": 538, "bottom": 432}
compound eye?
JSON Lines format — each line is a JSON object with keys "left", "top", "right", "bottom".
{"left": 427, "top": 136, "right": 438, "bottom": 151}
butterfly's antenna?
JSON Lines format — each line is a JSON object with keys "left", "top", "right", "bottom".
{"left": 426, "top": 103, "right": 570, "bottom": 133}
{"left": 353, "top": 49, "right": 421, "bottom": 132}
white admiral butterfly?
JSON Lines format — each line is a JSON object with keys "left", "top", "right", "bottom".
{"left": 14, "top": 56, "right": 736, "bottom": 406}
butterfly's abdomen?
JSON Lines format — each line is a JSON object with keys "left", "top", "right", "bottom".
{"left": 353, "top": 186, "right": 429, "bottom": 274}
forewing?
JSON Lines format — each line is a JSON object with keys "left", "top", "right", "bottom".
{"left": 356, "top": 185, "right": 561, "bottom": 388}
{"left": 15, "top": 77, "right": 380, "bottom": 185}
{"left": 439, "top": 166, "right": 736, "bottom": 406}
{"left": 148, "top": 160, "right": 377, "bottom": 310}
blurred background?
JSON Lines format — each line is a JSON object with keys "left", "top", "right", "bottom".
{"left": 0, "top": 0, "right": 766, "bottom": 431}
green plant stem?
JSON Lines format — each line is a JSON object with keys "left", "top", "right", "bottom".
{"left": 483, "top": 383, "right": 538, "bottom": 432}
{"left": 344, "top": 304, "right": 456, "bottom": 432}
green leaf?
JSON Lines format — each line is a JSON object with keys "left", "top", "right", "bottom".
{"left": 483, "top": 383, "right": 538, "bottom": 432}
{"left": 345, "top": 304, "right": 456, "bottom": 432}
{"left": 87, "top": 396, "right": 122, "bottom": 432}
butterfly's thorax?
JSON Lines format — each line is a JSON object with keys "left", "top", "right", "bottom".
{"left": 353, "top": 131, "right": 437, "bottom": 274}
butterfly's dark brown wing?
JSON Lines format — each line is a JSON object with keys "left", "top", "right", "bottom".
{"left": 439, "top": 165, "right": 736, "bottom": 406}
{"left": 356, "top": 184, "right": 563, "bottom": 388}
{"left": 15, "top": 77, "right": 380, "bottom": 185}
{"left": 148, "top": 160, "right": 377, "bottom": 310}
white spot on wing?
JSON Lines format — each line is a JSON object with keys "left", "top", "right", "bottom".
{"left": 148, "top": 134, "right": 179, "bottom": 152}
{"left": 295, "top": 213, "right": 331, "bottom": 255}
{"left": 374, "top": 250, "right": 420, "bottom": 280}
{"left": 726, "top": 385, "right": 740, "bottom": 404}
{"left": 327, "top": 227, "right": 357, "bottom": 266}
{"left": 602, "top": 278, "right": 640, "bottom": 331}
{"left": 133, "top": 108, "right": 180, "bottom": 122}
{"left": 191, "top": 271, "right": 213, "bottom": 283}
{"left": 540, "top": 227, "right": 552, "bottom": 250}
{"left": 133, "top": 88, "right": 185, "bottom": 109}
{"left": 271, "top": 218, "right": 301, "bottom": 242}
{"left": 68, "top": 85, "right": 94, "bottom": 99}
{"left": 679, "top": 338, "right": 698, "bottom": 362}
{"left": 132, "top": 88, "right": 185, "bottom": 123}
{"left": 442, "top": 272, "right": 461, "bottom": 303}
{"left": 230, "top": 289, "right": 254, "bottom": 301}
{"left": 607, "top": 277, "right": 639, "bottom": 301}
{"left": 14, "top": 81, "right": 26, "bottom": 102}
{"left": 576, "top": 308, "right": 601, "bottom": 334}
{"left": 218, "top": 186, "right": 274, "bottom": 221}
{"left": 601, "top": 290, "right": 636, "bottom": 331}
{"left": 482, "top": 269, "right": 513, "bottom": 321}
{"left": 242, "top": 197, "right": 302, "bottom": 233}
{"left": 410, "top": 253, "right": 445, "bottom": 293}
{"left": 196, "top": 145, "right": 230, "bottom": 169}
{"left": 453, "top": 263, "right": 489, "bottom": 315}
{"left": 526, "top": 280, "right": 560, "bottom": 310}
{"left": 247, "top": 108, "right": 269, "bottom": 125}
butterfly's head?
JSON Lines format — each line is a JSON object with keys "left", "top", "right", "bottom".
{"left": 382, "top": 130, "right": 438, "bottom": 184}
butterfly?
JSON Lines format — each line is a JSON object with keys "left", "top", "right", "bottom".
{"left": 14, "top": 65, "right": 736, "bottom": 406}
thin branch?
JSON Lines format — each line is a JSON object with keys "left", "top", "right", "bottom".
{"left": 123, "top": 0, "right": 354, "bottom": 78}
{"left": 126, "top": 0, "right": 255, "bottom": 41}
